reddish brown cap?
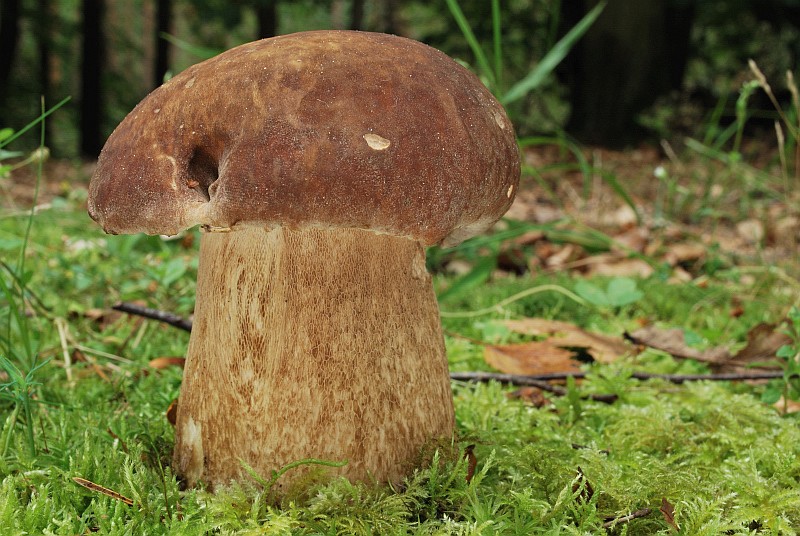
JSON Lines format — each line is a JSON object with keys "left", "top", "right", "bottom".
{"left": 88, "top": 30, "right": 519, "bottom": 247}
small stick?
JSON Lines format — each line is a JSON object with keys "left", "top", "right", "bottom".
{"left": 603, "top": 508, "right": 652, "bottom": 529}
{"left": 450, "top": 370, "right": 783, "bottom": 385}
{"left": 112, "top": 302, "right": 193, "bottom": 332}
{"left": 113, "top": 303, "right": 784, "bottom": 386}
{"left": 72, "top": 476, "right": 134, "bottom": 506}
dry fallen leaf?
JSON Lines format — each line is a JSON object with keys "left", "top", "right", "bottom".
{"left": 585, "top": 256, "right": 654, "bottom": 278}
{"left": 148, "top": 356, "right": 186, "bottom": 369}
{"left": 484, "top": 341, "right": 581, "bottom": 376}
{"left": 660, "top": 497, "right": 678, "bottom": 531}
{"left": 545, "top": 244, "right": 578, "bottom": 268}
{"left": 508, "top": 386, "right": 550, "bottom": 407}
{"left": 736, "top": 218, "right": 765, "bottom": 244}
{"left": 464, "top": 445, "right": 477, "bottom": 483}
{"left": 728, "top": 322, "right": 790, "bottom": 369}
{"left": 773, "top": 396, "right": 800, "bottom": 415}
{"left": 663, "top": 242, "right": 706, "bottom": 266}
{"left": 503, "top": 318, "right": 632, "bottom": 364}
{"left": 612, "top": 226, "right": 650, "bottom": 253}
{"left": 626, "top": 326, "right": 731, "bottom": 364}
{"left": 167, "top": 400, "right": 178, "bottom": 426}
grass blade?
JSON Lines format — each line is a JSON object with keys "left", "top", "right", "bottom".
{"left": 0, "top": 97, "right": 69, "bottom": 151}
{"left": 437, "top": 255, "right": 497, "bottom": 303}
{"left": 444, "top": 0, "right": 496, "bottom": 86}
{"left": 502, "top": 1, "right": 606, "bottom": 104}
{"left": 491, "top": 0, "right": 503, "bottom": 89}
{"left": 160, "top": 32, "right": 222, "bottom": 61}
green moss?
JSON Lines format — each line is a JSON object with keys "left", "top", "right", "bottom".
{"left": 3, "top": 194, "right": 800, "bottom": 534}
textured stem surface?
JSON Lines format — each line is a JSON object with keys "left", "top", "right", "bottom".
{"left": 173, "top": 226, "right": 455, "bottom": 490}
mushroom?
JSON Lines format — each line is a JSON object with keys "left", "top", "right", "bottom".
{"left": 88, "top": 30, "right": 519, "bottom": 491}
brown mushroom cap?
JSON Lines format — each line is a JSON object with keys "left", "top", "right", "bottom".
{"left": 88, "top": 30, "right": 519, "bottom": 247}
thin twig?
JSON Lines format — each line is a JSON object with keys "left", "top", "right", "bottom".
{"left": 112, "top": 302, "right": 193, "bottom": 332}
{"left": 450, "top": 370, "right": 783, "bottom": 385}
{"left": 115, "top": 303, "right": 786, "bottom": 387}
{"left": 603, "top": 508, "right": 652, "bottom": 529}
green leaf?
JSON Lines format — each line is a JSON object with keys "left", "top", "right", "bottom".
{"left": 0, "top": 238, "right": 24, "bottom": 251}
{"left": 160, "top": 32, "right": 223, "bottom": 61}
{"left": 574, "top": 280, "right": 610, "bottom": 307}
{"left": 606, "top": 278, "right": 643, "bottom": 307}
{"left": 683, "top": 329, "right": 703, "bottom": 347}
{"left": 575, "top": 278, "right": 643, "bottom": 309}
{"left": 761, "top": 383, "right": 783, "bottom": 405}
{"left": 159, "top": 257, "right": 188, "bottom": 288}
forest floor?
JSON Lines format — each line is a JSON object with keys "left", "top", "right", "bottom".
{"left": 3, "top": 141, "right": 800, "bottom": 534}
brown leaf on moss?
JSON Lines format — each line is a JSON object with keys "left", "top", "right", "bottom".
{"left": 585, "top": 256, "right": 654, "bottom": 278}
{"left": 663, "top": 242, "right": 706, "bottom": 266}
{"left": 503, "top": 318, "right": 632, "bottom": 364}
{"left": 626, "top": 326, "right": 731, "bottom": 364}
{"left": 630, "top": 322, "right": 792, "bottom": 372}
{"left": 508, "top": 386, "right": 550, "bottom": 407}
{"left": 166, "top": 399, "right": 178, "bottom": 427}
{"left": 660, "top": 497, "right": 678, "bottom": 530}
{"left": 728, "top": 322, "right": 790, "bottom": 369}
{"left": 464, "top": 445, "right": 477, "bottom": 483}
{"left": 148, "top": 356, "right": 186, "bottom": 369}
{"left": 484, "top": 341, "right": 580, "bottom": 375}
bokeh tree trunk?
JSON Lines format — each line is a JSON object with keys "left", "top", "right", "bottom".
{"left": 80, "top": 0, "right": 106, "bottom": 157}
{"left": 256, "top": 0, "right": 277, "bottom": 39}
{"left": 382, "top": 0, "right": 400, "bottom": 34}
{"left": 560, "top": 0, "right": 694, "bottom": 147}
{"left": 350, "top": 0, "right": 364, "bottom": 30}
{"left": 153, "top": 0, "right": 172, "bottom": 88}
{"left": 37, "top": 0, "right": 52, "bottom": 141}
{"left": 0, "top": 0, "right": 21, "bottom": 125}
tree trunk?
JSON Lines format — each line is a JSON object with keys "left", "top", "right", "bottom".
{"left": 560, "top": 0, "right": 694, "bottom": 147}
{"left": 80, "top": 0, "right": 106, "bottom": 157}
{"left": 256, "top": 0, "right": 277, "bottom": 39}
{"left": 154, "top": 0, "right": 172, "bottom": 88}
{"left": 37, "top": 0, "right": 51, "bottom": 141}
{"left": 382, "top": 0, "right": 400, "bottom": 34}
{"left": 0, "top": 0, "right": 21, "bottom": 124}
{"left": 350, "top": 0, "right": 364, "bottom": 30}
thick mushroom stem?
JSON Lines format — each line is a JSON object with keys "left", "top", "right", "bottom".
{"left": 173, "top": 226, "right": 456, "bottom": 490}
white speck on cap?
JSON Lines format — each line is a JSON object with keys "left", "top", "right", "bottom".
{"left": 363, "top": 133, "right": 391, "bottom": 151}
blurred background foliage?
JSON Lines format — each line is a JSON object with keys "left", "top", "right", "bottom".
{"left": 1, "top": 0, "right": 799, "bottom": 157}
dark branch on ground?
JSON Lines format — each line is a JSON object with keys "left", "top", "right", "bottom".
{"left": 113, "top": 302, "right": 784, "bottom": 395}
{"left": 450, "top": 370, "right": 783, "bottom": 384}
{"left": 112, "top": 302, "right": 193, "bottom": 332}
{"left": 603, "top": 508, "right": 652, "bottom": 529}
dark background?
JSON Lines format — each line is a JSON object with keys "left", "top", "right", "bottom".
{"left": 2, "top": 0, "right": 799, "bottom": 157}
